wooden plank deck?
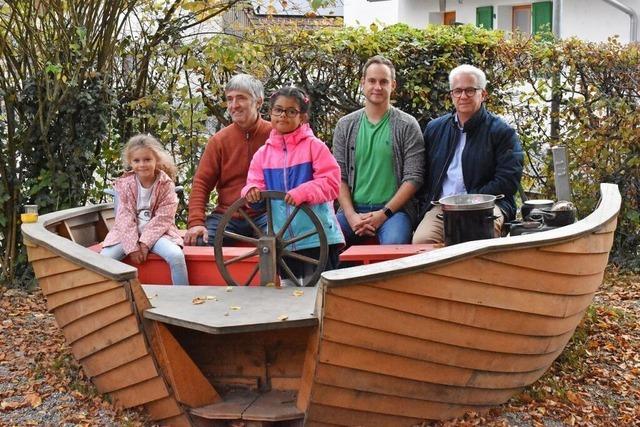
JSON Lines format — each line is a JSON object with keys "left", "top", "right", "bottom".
{"left": 142, "top": 285, "right": 319, "bottom": 334}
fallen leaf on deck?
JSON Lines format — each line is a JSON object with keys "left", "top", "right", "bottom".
{"left": 277, "top": 314, "right": 288, "bottom": 321}
{"left": 230, "top": 306, "right": 241, "bottom": 310}
{"left": 265, "top": 282, "right": 276, "bottom": 287}
{"left": 226, "top": 286, "right": 233, "bottom": 292}
{"left": 205, "top": 295, "right": 217, "bottom": 301}
{"left": 292, "top": 290, "right": 304, "bottom": 297}
{"left": 192, "top": 297, "right": 206, "bottom": 305}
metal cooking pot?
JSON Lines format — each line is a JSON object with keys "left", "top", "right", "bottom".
{"left": 521, "top": 199, "right": 554, "bottom": 220}
{"left": 433, "top": 194, "right": 503, "bottom": 245}
{"left": 432, "top": 194, "right": 504, "bottom": 211}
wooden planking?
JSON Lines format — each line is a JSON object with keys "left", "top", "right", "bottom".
{"left": 426, "top": 257, "right": 604, "bottom": 296}
{"left": 53, "top": 287, "right": 128, "bottom": 327}
{"left": 25, "top": 244, "right": 58, "bottom": 262}
{"left": 80, "top": 333, "right": 148, "bottom": 377}
{"left": 307, "top": 403, "right": 437, "bottom": 426}
{"left": 242, "top": 390, "right": 303, "bottom": 421}
{"left": 175, "top": 326, "right": 311, "bottom": 386}
{"left": 596, "top": 217, "right": 618, "bottom": 233}
{"left": 57, "top": 221, "right": 75, "bottom": 242}
{"left": 318, "top": 340, "right": 548, "bottom": 389}
{"left": 329, "top": 283, "right": 588, "bottom": 335}
{"left": 322, "top": 318, "right": 564, "bottom": 373}
{"left": 144, "top": 396, "right": 184, "bottom": 422}
{"left": 313, "top": 363, "right": 519, "bottom": 406}
{"left": 306, "top": 421, "right": 343, "bottom": 427}
{"left": 38, "top": 268, "right": 111, "bottom": 295}
{"left": 155, "top": 414, "right": 191, "bottom": 427}
{"left": 110, "top": 376, "right": 170, "bottom": 409}
{"left": 93, "top": 355, "right": 158, "bottom": 393}
{"left": 191, "top": 391, "right": 257, "bottom": 420}
{"left": 480, "top": 250, "right": 609, "bottom": 276}
{"left": 366, "top": 273, "right": 599, "bottom": 317}
{"left": 270, "top": 377, "right": 300, "bottom": 391}
{"left": 540, "top": 231, "right": 614, "bottom": 254}
{"left": 71, "top": 315, "right": 139, "bottom": 360}
{"left": 324, "top": 294, "right": 576, "bottom": 355}
{"left": 147, "top": 321, "right": 220, "bottom": 408}
{"left": 310, "top": 383, "right": 490, "bottom": 421}
{"left": 62, "top": 301, "right": 132, "bottom": 344}
{"left": 297, "top": 326, "right": 320, "bottom": 413}
{"left": 21, "top": 205, "right": 137, "bottom": 282}
{"left": 32, "top": 256, "right": 82, "bottom": 279}
{"left": 46, "top": 279, "right": 122, "bottom": 310}
{"left": 67, "top": 221, "right": 99, "bottom": 247}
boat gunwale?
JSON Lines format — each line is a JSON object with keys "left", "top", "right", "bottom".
{"left": 21, "top": 203, "right": 137, "bottom": 281}
{"left": 21, "top": 184, "right": 621, "bottom": 287}
{"left": 322, "top": 183, "right": 621, "bottom": 287}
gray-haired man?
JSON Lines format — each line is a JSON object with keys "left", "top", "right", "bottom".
{"left": 185, "top": 74, "right": 272, "bottom": 245}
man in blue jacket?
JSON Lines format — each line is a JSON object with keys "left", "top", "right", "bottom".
{"left": 413, "top": 64, "right": 524, "bottom": 244}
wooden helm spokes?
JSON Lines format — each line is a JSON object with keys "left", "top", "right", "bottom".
{"left": 213, "top": 191, "right": 328, "bottom": 287}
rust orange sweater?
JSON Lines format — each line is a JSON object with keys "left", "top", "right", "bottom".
{"left": 187, "top": 118, "right": 272, "bottom": 228}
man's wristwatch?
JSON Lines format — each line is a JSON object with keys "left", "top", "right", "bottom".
{"left": 382, "top": 207, "right": 394, "bottom": 218}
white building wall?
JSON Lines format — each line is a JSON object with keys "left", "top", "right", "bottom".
{"left": 345, "top": 0, "right": 640, "bottom": 43}
{"left": 344, "top": 0, "right": 400, "bottom": 27}
{"left": 398, "top": 0, "right": 439, "bottom": 29}
{"left": 561, "top": 0, "right": 640, "bottom": 43}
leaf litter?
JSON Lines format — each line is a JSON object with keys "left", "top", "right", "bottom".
{"left": 1, "top": 268, "right": 638, "bottom": 426}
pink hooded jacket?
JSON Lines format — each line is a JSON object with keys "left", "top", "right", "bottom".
{"left": 102, "top": 170, "right": 183, "bottom": 254}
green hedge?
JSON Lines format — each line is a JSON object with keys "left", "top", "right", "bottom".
{"left": 2, "top": 18, "right": 638, "bottom": 286}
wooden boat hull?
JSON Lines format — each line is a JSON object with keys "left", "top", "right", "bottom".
{"left": 21, "top": 184, "right": 621, "bottom": 426}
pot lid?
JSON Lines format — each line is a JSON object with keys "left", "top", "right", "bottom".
{"left": 438, "top": 194, "right": 500, "bottom": 211}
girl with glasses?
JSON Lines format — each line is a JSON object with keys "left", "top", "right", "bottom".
{"left": 242, "top": 86, "right": 344, "bottom": 285}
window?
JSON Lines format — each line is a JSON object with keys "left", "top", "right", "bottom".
{"left": 512, "top": 5, "right": 532, "bottom": 34}
{"left": 532, "top": 1, "right": 553, "bottom": 34}
{"left": 476, "top": 6, "right": 493, "bottom": 29}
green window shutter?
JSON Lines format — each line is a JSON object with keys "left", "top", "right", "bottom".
{"left": 532, "top": 1, "right": 553, "bottom": 34}
{"left": 476, "top": 6, "right": 493, "bottom": 29}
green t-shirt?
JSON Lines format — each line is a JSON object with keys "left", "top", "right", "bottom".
{"left": 353, "top": 112, "right": 397, "bottom": 205}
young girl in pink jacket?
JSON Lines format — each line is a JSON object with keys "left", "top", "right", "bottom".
{"left": 101, "top": 134, "right": 188, "bottom": 285}
{"left": 242, "top": 87, "right": 344, "bottom": 286}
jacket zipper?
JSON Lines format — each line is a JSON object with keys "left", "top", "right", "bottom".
{"left": 282, "top": 136, "right": 294, "bottom": 248}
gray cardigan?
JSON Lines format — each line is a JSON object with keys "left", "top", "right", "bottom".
{"left": 332, "top": 107, "right": 425, "bottom": 225}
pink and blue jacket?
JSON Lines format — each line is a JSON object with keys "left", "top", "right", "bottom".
{"left": 241, "top": 123, "right": 344, "bottom": 250}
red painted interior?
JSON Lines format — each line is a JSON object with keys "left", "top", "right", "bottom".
{"left": 90, "top": 243, "right": 436, "bottom": 286}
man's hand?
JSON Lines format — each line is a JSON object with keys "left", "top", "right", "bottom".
{"left": 346, "top": 211, "right": 376, "bottom": 237}
{"left": 245, "top": 187, "right": 261, "bottom": 203}
{"left": 184, "top": 225, "right": 208, "bottom": 246}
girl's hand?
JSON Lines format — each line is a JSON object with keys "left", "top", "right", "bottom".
{"left": 139, "top": 243, "right": 149, "bottom": 262}
{"left": 245, "top": 187, "right": 262, "bottom": 203}
{"left": 129, "top": 250, "right": 144, "bottom": 264}
{"left": 284, "top": 193, "right": 297, "bottom": 206}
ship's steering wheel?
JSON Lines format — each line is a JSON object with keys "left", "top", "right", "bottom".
{"left": 213, "top": 191, "right": 328, "bottom": 287}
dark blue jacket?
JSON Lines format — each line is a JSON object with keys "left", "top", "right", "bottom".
{"left": 419, "top": 106, "right": 524, "bottom": 221}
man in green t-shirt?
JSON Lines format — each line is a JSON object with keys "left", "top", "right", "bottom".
{"left": 333, "top": 55, "right": 424, "bottom": 245}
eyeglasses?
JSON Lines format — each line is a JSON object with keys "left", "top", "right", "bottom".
{"left": 271, "top": 107, "right": 301, "bottom": 118}
{"left": 450, "top": 87, "right": 482, "bottom": 98}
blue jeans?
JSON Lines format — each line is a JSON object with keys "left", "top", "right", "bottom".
{"left": 337, "top": 204, "right": 412, "bottom": 245}
{"left": 101, "top": 237, "right": 189, "bottom": 286}
{"left": 199, "top": 211, "right": 269, "bottom": 246}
